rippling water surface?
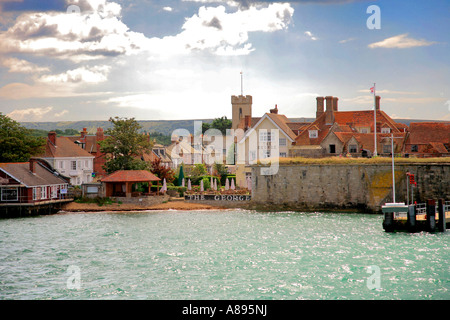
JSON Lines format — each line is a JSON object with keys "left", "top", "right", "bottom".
{"left": 0, "top": 210, "right": 448, "bottom": 300}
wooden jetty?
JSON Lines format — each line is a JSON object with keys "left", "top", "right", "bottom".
{"left": 383, "top": 199, "right": 450, "bottom": 232}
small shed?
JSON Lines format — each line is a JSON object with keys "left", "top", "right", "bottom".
{"left": 101, "top": 170, "right": 161, "bottom": 198}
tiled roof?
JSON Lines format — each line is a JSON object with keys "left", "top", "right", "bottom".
{"left": 0, "top": 162, "right": 68, "bottom": 187}
{"left": 265, "top": 112, "right": 298, "bottom": 141}
{"left": 333, "top": 110, "right": 401, "bottom": 132}
{"left": 101, "top": 170, "right": 161, "bottom": 182}
{"left": 66, "top": 135, "right": 107, "bottom": 153}
{"left": 407, "top": 122, "right": 450, "bottom": 144}
{"left": 331, "top": 132, "right": 407, "bottom": 153}
{"left": 39, "top": 136, "right": 94, "bottom": 159}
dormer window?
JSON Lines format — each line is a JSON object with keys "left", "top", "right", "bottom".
{"left": 381, "top": 127, "right": 391, "bottom": 134}
{"left": 309, "top": 130, "right": 318, "bottom": 138}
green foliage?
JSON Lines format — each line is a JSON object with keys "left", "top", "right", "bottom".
{"left": 74, "top": 196, "right": 116, "bottom": 206}
{"left": 150, "top": 157, "right": 175, "bottom": 183}
{"left": 99, "top": 117, "right": 152, "bottom": 173}
{"left": 201, "top": 175, "right": 221, "bottom": 190}
{"left": 167, "top": 186, "right": 187, "bottom": 197}
{"left": 0, "top": 113, "right": 45, "bottom": 162}
{"left": 144, "top": 131, "right": 172, "bottom": 146}
{"left": 202, "top": 116, "right": 232, "bottom": 135}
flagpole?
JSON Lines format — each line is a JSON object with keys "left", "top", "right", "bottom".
{"left": 373, "top": 83, "right": 377, "bottom": 157}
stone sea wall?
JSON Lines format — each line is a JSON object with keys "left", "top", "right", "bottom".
{"left": 251, "top": 163, "right": 450, "bottom": 213}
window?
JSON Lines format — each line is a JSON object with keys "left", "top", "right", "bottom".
{"left": 51, "top": 186, "right": 57, "bottom": 198}
{"left": 279, "top": 138, "right": 287, "bottom": 146}
{"left": 1, "top": 187, "right": 18, "bottom": 201}
{"left": 33, "top": 187, "right": 38, "bottom": 200}
{"left": 349, "top": 144, "right": 357, "bottom": 153}
{"left": 259, "top": 131, "right": 272, "bottom": 142}
{"left": 383, "top": 144, "right": 392, "bottom": 154}
{"left": 85, "top": 160, "right": 89, "bottom": 168}
{"left": 250, "top": 151, "right": 256, "bottom": 161}
{"left": 309, "top": 130, "right": 318, "bottom": 138}
{"left": 381, "top": 127, "right": 391, "bottom": 134}
{"left": 71, "top": 161, "right": 77, "bottom": 170}
{"left": 41, "top": 186, "right": 47, "bottom": 199}
{"left": 411, "top": 145, "right": 418, "bottom": 152}
{"left": 279, "top": 152, "right": 287, "bottom": 158}
{"left": 329, "top": 144, "right": 336, "bottom": 154}
{"left": 60, "top": 161, "right": 65, "bottom": 169}
{"left": 360, "top": 128, "right": 369, "bottom": 134}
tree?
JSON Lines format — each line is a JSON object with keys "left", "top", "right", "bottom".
{"left": 0, "top": 113, "right": 45, "bottom": 162}
{"left": 150, "top": 157, "right": 175, "bottom": 183}
{"left": 98, "top": 117, "right": 152, "bottom": 173}
{"left": 202, "top": 116, "right": 232, "bottom": 135}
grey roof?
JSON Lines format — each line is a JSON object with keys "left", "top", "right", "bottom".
{"left": 0, "top": 162, "right": 68, "bottom": 187}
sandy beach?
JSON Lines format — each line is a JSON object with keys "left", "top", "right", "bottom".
{"left": 60, "top": 199, "right": 226, "bottom": 212}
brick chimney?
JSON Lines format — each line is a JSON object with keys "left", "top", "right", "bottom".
{"left": 333, "top": 97, "right": 338, "bottom": 111}
{"left": 29, "top": 158, "right": 37, "bottom": 173}
{"left": 325, "top": 96, "right": 335, "bottom": 124}
{"left": 316, "top": 97, "right": 324, "bottom": 119}
{"left": 48, "top": 131, "right": 56, "bottom": 145}
{"left": 244, "top": 115, "right": 251, "bottom": 130}
{"left": 375, "top": 96, "right": 381, "bottom": 110}
{"left": 270, "top": 104, "right": 278, "bottom": 114}
{"left": 96, "top": 127, "right": 104, "bottom": 141}
{"left": 81, "top": 128, "right": 88, "bottom": 138}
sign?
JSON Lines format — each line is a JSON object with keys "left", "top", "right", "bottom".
{"left": 185, "top": 194, "right": 251, "bottom": 201}
{"left": 60, "top": 189, "right": 68, "bottom": 194}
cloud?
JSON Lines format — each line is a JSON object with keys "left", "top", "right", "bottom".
{"left": 368, "top": 33, "right": 437, "bottom": 49}
{"left": 1, "top": 57, "right": 50, "bottom": 73}
{"left": 38, "top": 65, "right": 111, "bottom": 84}
{"left": 304, "top": 31, "right": 317, "bottom": 41}
{"left": 339, "top": 37, "right": 355, "bottom": 44}
{"left": 6, "top": 106, "right": 54, "bottom": 121}
{"left": 162, "top": 7, "right": 173, "bottom": 12}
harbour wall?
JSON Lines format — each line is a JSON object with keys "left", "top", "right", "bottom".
{"left": 250, "top": 163, "right": 450, "bottom": 213}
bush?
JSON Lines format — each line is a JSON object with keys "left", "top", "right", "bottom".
{"left": 167, "top": 186, "right": 187, "bottom": 197}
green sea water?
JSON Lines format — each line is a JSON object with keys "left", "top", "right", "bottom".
{"left": 0, "top": 210, "right": 448, "bottom": 300}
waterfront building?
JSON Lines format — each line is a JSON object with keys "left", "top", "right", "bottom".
{"left": 404, "top": 122, "right": 450, "bottom": 157}
{"left": 67, "top": 127, "right": 108, "bottom": 179}
{"left": 0, "top": 159, "right": 70, "bottom": 206}
{"left": 38, "top": 131, "right": 95, "bottom": 186}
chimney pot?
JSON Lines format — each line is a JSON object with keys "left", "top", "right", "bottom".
{"left": 316, "top": 97, "right": 324, "bottom": 119}
{"left": 375, "top": 96, "right": 381, "bottom": 110}
{"left": 29, "top": 158, "right": 37, "bottom": 173}
{"left": 48, "top": 131, "right": 56, "bottom": 145}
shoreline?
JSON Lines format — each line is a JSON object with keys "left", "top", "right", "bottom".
{"left": 60, "top": 200, "right": 227, "bottom": 213}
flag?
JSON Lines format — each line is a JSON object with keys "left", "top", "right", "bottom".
{"left": 370, "top": 86, "right": 375, "bottom": 94}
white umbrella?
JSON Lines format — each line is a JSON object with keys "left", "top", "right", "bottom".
{"left": 247, "top": 177, "right": 252, "bottom": 191}
{"left": 230, "top": 178, "right": 235, "bottom": 190}
{"left": 182, "top": 178, "right": 185, "bottom": 187}
{"left": 161, "top": 178, "right": 167, "bottom": 193}
{"left": 200, "top": 179, "right": 204, "bottom": 192}
{"left": 225, "top": 178, "right": 229, "bottom": 190}
{"left": 211, "top": 176, "right": 214, "bottom": 190}
{"left": 187, "top": 179, "right": 191, "bottom": 191}
{"left": 214, "top": 178, "right": 217, "bottom": 191}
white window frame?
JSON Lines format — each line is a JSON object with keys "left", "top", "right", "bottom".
{"left": 1, "top": 187, "right": 18, "bottom": 201}
{"left": 309, "top": 130, "right": 318, "bottom": 138}
{"left": 71, "top": 161, "right": 77, "bottom": 170}
{"left": 279, "top": 152, "right": 287, "bottom": 158}
{"left": 259, "top": 130, "right": 271, "bottom": 143}
{"left": 349, "top": 144, "right": 358, "bottom": 153}
{"left": 41, "top": 186, "right": 47, "bottom": 199}
{"left": 279, "top": 138, "right": 287, "bottom": 146}
{"left": 381, "top": 127, "right": 391, "bottom": 134}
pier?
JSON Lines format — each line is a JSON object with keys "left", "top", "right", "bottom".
{"left": 382, "top": 199, "right": 450, "bottom": 232}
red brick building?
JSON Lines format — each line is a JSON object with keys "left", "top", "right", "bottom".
{"left": 405, "top": 122, "right": 450, "bottom": 157}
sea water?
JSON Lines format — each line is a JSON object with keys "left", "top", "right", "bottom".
{"left": 0, "top": 210, "right": 448, "bottom": 300}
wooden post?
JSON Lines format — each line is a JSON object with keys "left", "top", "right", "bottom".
{"left": 407, "top": 204, "right": 417, "bottom": 233}
{"left": 382, "top": 211, "right": 394, "bottom": 232}
{"left": 437, "top": 199, "right": 446, "bottom": 232}
{"left": 426, "top": 199, "right": 436, "bottom": 232}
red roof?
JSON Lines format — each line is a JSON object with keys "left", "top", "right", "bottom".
{"left": 39, "top": 136, "right": 94, "bottom": 158}
{"left": 407, "top": 122, "right": 450, "bottom": 145}
{"left": 101, "top": 170, "right": 161, "bottom": 182}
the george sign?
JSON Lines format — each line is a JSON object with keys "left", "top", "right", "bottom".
{"left": 185, "top": 194, "right": 251, "bottom": 201}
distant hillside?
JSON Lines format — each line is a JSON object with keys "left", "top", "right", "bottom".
{"left": 21, "top": 119, "right": 214, "bottom": 137}
{"left": 20, "top": 118, "right": 444, "bottom": 137}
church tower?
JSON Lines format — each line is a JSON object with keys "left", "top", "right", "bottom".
{"left": 231, "top": 95, "right": 252, "bottom": 130}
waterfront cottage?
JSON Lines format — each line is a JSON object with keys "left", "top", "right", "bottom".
{"left": 0, "top": 159, "right": 70, "bottom": 205}
{"left": 38, "top": 131, "right": 95, "bottom": 186}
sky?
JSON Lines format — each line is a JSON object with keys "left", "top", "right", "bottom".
{"left": 0, "top": 0, "right": 449, "bottom": 123}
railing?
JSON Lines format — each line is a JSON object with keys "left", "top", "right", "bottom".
{"left": 0, "top": 194, "right": 72, "bottom": 204}
{"left": 415, "top": 203, "right": 426, "bottom": 214}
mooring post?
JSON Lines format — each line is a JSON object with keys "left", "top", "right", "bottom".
{"left": 407, "top": 204, "right": 417, "bottom": 233}
{"left": 382, "top": 211, "right": 394, "bottom": 232}
{"left": 437, "top": 199, "right": 446, "bottom": 232}
{"left": 426, "top": 199, "right": 436, "bottom": 232}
